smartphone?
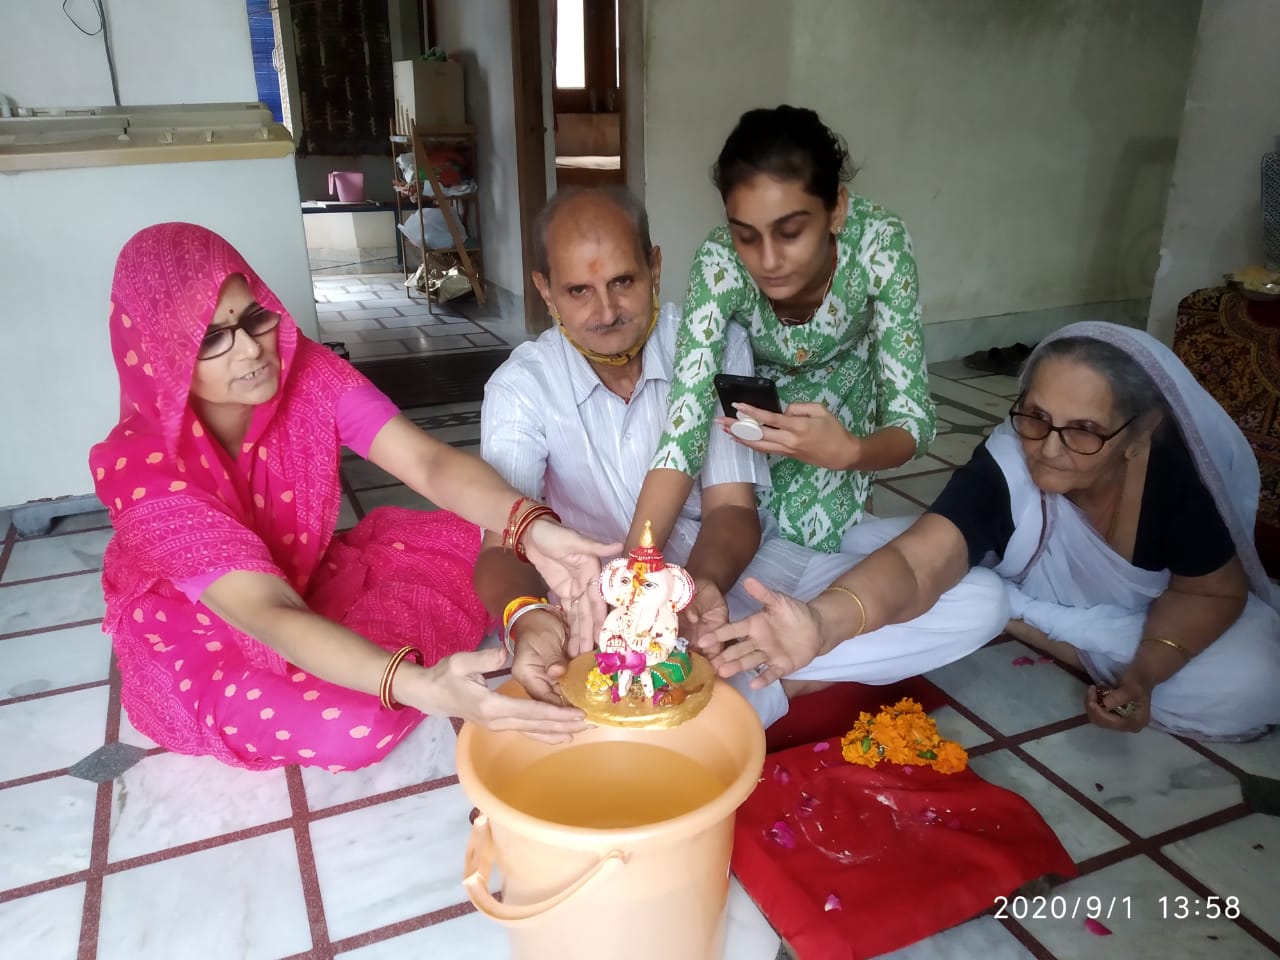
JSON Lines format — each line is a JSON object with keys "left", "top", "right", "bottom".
{"left": 713, "top": 374, "right": 783, "bottom": 416}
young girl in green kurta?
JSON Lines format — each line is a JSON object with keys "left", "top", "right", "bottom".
{"left": 630, "top": 106, "right": 935, "bottom": 553}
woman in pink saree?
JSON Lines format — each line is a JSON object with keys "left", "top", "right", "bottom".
{"left": 90, "top": 223, "right": 614, "bottom": 771}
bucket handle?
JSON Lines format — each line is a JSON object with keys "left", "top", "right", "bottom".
{"left": 463, "top": 813, "right": 628, "bottom": 924}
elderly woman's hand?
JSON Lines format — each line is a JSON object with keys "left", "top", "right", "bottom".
{"left": 704, "top": 577, "right": 823, "bottom": 688}
{"left": 522, "top": 520, "right": 621, "bottom": 651}
{"left": 715, "top": 401, "right": 858, "bottom": 471}
{"left": 1085, "top": 676, "right": 1153, "bottom": 734}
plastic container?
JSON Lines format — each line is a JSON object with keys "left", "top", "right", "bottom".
{"left": 327, "top": 170, "right": 364, "bottom": 202}
{"left": 456, "top": 679, "right": 765, "bottom": 960}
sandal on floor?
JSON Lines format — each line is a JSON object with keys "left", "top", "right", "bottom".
{"left": 962, "top": 342, "right": 1034, "bottom": 377}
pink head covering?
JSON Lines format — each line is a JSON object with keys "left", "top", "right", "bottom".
{"left": 108, "top": 222, "right": 300, "bottom": 455}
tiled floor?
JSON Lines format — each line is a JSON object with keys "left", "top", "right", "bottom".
{"left": 312, "top": 274, "right": 526, "bottom": 362}
{"left": 2, "top": 369, "right": 1278, "bottom": 960}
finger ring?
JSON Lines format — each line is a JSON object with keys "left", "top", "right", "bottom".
{"left": 753, "top": 662, "right": 770, "bottom": 678}
{"left": 1112, "top": 700, "right": 1140, "bottom": 719}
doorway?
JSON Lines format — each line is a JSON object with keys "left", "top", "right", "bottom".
{"left": 509, "top": 0, "right": 641, "bottom": 335}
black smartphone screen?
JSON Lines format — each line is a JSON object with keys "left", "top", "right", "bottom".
{"left": 713, "top": 374, "right": 783, "bottom": 415}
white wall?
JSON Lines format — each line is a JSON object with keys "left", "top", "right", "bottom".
{"left": 0, "top": 0, "right": 257, "bottom": 109}
{"left": 0, "top": 2, "right": 318, "bottom": 508}
{"left": 1147, "top": 0, "right": 1280, "bottom": 343}
{"left": 643, "top": 0, "right": 1200, "bottom": 328}
{"left": 433, "top": 0, "right": 524, "bottom": 297}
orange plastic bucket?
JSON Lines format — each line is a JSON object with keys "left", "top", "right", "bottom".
{"left": 456, "top": 679, "right": 765, "bottom": 960}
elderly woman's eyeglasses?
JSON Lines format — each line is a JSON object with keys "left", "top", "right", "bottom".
{"left": 1008, "top": 401, "right": 1135, "bottom": 455}
{"left": 198, "top": 308, "right": 281, "bottom": 361}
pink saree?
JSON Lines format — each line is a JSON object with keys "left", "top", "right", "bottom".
{"left": 90, "top": 223, "right": 487, "bottom": 771}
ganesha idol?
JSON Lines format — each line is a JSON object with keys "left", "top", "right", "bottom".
{"left": 562, "top": 522, "right": 716, "bottom": 728}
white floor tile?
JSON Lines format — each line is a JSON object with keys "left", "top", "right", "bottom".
{"left": 0, "top": 623, "right": 112, "bottom": 699}
{"left": 107, "top": 752, "right": 292, "bottom": 862}
{"left": 869, "top": 486, "right": 925, "bottom": 518}
{"left": 48, "top": 510, "right": 111, "bottom": 534}
{"left": 968, "top": 750, "right": 1126, "bottom": 862}
{"left": 0, "top": 882, "right": 85, "bottom": 960}
{"left": 724, "top": 876, "right": 783, "bottom": 960}
{"left": 928, "top": 379, "right": 1013, "bottom": 419}
{"left": 964, "top": 375, "right": 1023, "bottom": 399}
{"left": 1024, "top": 855, "right": 1276, "bottom": 959}
{"left": 2, "top": 528, "right": 114, "bottom": 582}
{"left": 311, "top": 784, "right": 474, "bottom": 940}
{"left": 1204, "top": 728, "right": 1280, "bottom": 780}
{"left": 0, "top": 776, "right": 97, "bottom": 891}
{"left": 1162, "top": 813, "right": 1280, "bottom": 941}
{"left": 337, "top": 910, "right": 507, "bottom": 960}
{"left": 872, "top": 915, "right": 1034, "bottom": 959}
{"left": 1020, "top": 725, "right": 1241, "bottom": 837}
{"left": 935, "top": 403, "right": 1002, "bottom": 428}
{"left": 116, "top": 708, "right": 160, "bottom": 750}
{"left": 929, "top": 705, "right": 993, "bottom": 750}
{"left": 875, "top": 455, "right": 952, "bottom": 481}
{"left": 882, "top": 470, "right": 953, "bottom": 506}
{"left": 926, "top": 642, "right": 1086, "bottom": 736}
{"left": 97, "top": 830, "right": 312, "bottom": 960}
{"left": 302, "top": 714, "right": 457, "bottom": 811}
{"left": 341, "top": 458, "right": 400, "bottom": 491}
{"left": 338, "top": 495, "right": 359, "bottom": 531}
{"left": 0, "top": 572, "right": 104, "bottom": 635}
{"left": 925, "top": 430, "right": 987, "bottom": 466}
{"left": 0, "top": 687, "right": 109, "bottom": 781}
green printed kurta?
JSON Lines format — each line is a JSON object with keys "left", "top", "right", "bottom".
{"left": 652, "top": 195, "right": 935, "bottom": 551}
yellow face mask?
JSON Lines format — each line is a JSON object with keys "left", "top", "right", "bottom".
{"left": 556, "top": 289, "right": 659, "bottom": 367}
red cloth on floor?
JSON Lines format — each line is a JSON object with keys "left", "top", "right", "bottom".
{"left": 732, "top": 737, "right": 1076, "bottom": 960}
{"left": 766, "top": 679, "right": 948, "bottom": 754}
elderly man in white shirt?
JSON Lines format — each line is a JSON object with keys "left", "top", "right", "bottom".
{"left": 473, "top": 187, "right": 1007, "bottom": 727}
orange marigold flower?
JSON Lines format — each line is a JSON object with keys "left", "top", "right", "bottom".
{"left": 933, "top": 741, "right": 969, "bottom": 774}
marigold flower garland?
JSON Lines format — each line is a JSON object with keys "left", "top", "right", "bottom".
{"left": 840, "top": 698, "right": 968, "bottom": 774}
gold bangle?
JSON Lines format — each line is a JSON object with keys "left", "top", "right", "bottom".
{"left": 821, "top": 585, "right": 867, "bottom": 637}
{"left": 379, "top": 644, "right": 424, "bottom": 710}
{"left": 1141, "top": 636, "right": 1191, "bottom": 662}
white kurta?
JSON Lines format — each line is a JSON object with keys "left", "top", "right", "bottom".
{"left": 482, "top": 305, "right": 1007, "bottom": 726}
{"left": 986, "top": 321, "right": 1280, "bottom": 742}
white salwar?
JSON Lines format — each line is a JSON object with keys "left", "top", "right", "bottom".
{"left": 481, "top": 305, "right": 1007, "bottom": 729}
{"left": 987, "top": 322, "right": 1280, "bottom": 741}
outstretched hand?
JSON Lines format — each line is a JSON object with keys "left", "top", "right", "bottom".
{"left": 680, "top": 578, "right": 730, "bottom": 657}
{"left": 715, "top": 401, "right": 857, "bottom": 471}
{"left": 523, "top": 519, "right": 620, "bottom": 651}
{"left": 421, "top": 647, "right": 588, "bottom": 743}
{"left": 704, "top": 577, "right": 823, "bottom": 688}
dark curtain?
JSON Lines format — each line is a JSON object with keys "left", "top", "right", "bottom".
{"left": 291, "top": 0, "right": 393, "bottom": 156}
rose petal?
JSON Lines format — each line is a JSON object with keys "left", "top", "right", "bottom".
{"left": 765, "top": 820, "right": 796, "bottom": 850}
{"left": 797, "top": 793, "right": 818, "bottom": 818}
{"left": 900, "top": 765, "right": 915, "bottom": 775}
{"left": 1011, "top": 655, "right": 1035, "bottom": 667}
{"left": 812, "top": 741, "right": 831, "bottom": 752}
{"left": 921, "top": 808, "right": 939, "bottom": 824}
{"left": 1084, "top": 918, "right": 1112, "bottom": 936}
{"left": 772, "top": 764, "right": 790, "bottom": 786}
{"left": 823, "top": 893, "right": 842, "bottom": 912}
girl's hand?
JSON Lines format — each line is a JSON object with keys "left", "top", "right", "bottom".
{"left": 715, "top": 401, "right": 859, "bottom": 471}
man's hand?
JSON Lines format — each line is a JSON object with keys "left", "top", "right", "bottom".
{"left": 510, "top": 609, "right": 572, "bottom": 705}
{"left": 715, "top": 401, "right": 858, "bottom": 471}
{"left": 522, "top": 519, "right": 620, "bottom": 650}
{"left": 704, "top": 577, "right": 823, "bottom": 688}
{"left": 680, "top": 578, "right": 730, "bottom": 657}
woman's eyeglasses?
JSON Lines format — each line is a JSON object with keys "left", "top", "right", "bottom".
{"left": 1008, "top": 400, "right": 1134, "bottom": 455}
{"left": 197, "top": 308, "right": 281, "bottom": 361}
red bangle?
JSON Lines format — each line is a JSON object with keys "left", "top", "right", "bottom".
{"left": 512, "top": 505, "right": 559, "bottom": 562}
{"left": 379, "top": 644, "right": 425, "bottom": 710}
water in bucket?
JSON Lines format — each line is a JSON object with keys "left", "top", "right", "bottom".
{"left": 501, "top": 742, "right": 727, "bottom": 829}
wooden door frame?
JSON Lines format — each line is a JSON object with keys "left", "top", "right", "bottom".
{"left": 510, "top": 0, "right": 551, "bottom": 335}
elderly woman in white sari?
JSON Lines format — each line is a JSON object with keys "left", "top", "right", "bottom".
{"left": 708, "top": 321, "right": 1280, "bottom": 741}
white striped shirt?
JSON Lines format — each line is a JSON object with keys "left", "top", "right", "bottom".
{"left": 482, "top": 303, "right": 817, "bottom": 602}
